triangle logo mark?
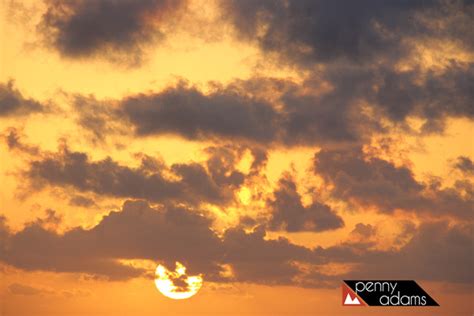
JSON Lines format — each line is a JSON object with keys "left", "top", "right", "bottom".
{"left": 342, "top": 283, "right": 366, "bottom": 306}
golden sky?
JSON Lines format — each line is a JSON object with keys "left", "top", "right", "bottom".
{"left": 0, "top": 0, "right": 472, "bottom": 315}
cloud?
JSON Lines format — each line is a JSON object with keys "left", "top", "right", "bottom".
{"left": 38, "top": 0, "right": 186, "bottom": 65}
{"left": 0, "top": 201, "right": 221, "bottom": 280}
{"left": 8, "top": 283, "right": 51, "bottom": 296}
{"left": 267, "top": 174, "right": 344, "bottom": 232}
{"left": 222, "top": 0, "right": 471, "bottom": 66}
{"left": 391, "top": 221, "right": 472, "bottom": 283}
{"left": 314, "top": 147, "right": 472, "bottom": 219}
{"left": 368, "top": 63, "right": 474, "bottom": 129}
{"left": 340, "top": 221, "right": 473, "bottom": 284}
{"left": 350, "top": 223, "right": 376, "bottom": 239}
{"left": 0, "top": 201, "right": 315, "bottom": 284}
{"left": 122, "top": 83, "right": 280, "bottom": 143}
{"left": 117, "top": 80, "right": 372, "bottom": 146}
{"left": 69, "top": 195, "right": 97, "bottom": 208}
{"left": 2, "top": 127, "right": 40, "bottom": 154}
{"left": 92, "top": 61, "right": 469, "bottom": 146}
{"left": 71, "top": 94, "right": 125, "bottom": 144}
{"left": 204, "top": 145, "right": 247, "bottom": 187}
{"left": 454, "top": 156, "right": 474, "bottom": 175}
{"left": 301, "top": 62, "right": 474, "bottom": 135}
{"left": 0, "top": 202, "right": 471, "bottom": 286}
{"left": 221, "top": 226, "right": 316, "bottom": 284}
{"left": 0, "top": 82, "right": 44, "bottom": 117}
{"left": 47, "top": 61, "right": 469, "bottom": 147}
{"left": 31, "top": 209, "right": 62, "bottom": 230}
{"left": 0, "top": 0, "right": 471, "bottom": 295}
{"left": 26, "top": 145, "right": 244, "bottom": 206}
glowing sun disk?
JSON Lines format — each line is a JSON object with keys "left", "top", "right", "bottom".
{"left": 154, "top": 262, "right": 203, "bottom": 300}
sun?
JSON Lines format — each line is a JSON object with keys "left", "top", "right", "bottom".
{"left": 154, "top": 262, "right": 203, "bottom": 300}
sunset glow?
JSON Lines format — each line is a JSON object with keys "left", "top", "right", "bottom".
{"left": 0, "top": 0, "right": 472, "bottom": 315}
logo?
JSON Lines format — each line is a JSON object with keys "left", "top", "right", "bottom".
{"left": 342, "top": 282, "right": 366, "bottom": 306}
{"left": 342, "top": 280, "right": 439, "bottom": 307}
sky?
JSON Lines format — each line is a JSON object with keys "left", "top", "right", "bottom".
{"left": 0, "top": 0, "right": 472, "bottom": 315}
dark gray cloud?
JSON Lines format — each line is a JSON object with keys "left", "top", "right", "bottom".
{"left": 2, "top": 127, "right": 40, "bottom": 155}
{"left": 315, "top": 147, "right": 424, "bottom": 210}
{"left": 122, "top": 84, "right": 280, "bottom": 142}
{"left": 267, "top": 174, "right": 344, "bottom": 232}
{"left": 39, "top": 0, "right": 186, "bottom": 64}
{"left": 204, "top": 146, "right": 246, "bottom": 187}
{"left": 27, "top": 146, "right": 243, "bottom": 206}
{"left": 302, "top": 62, "right": 474, "bottom": 135}
{"left": 0, "top": 201, "right": 313, "bottom": 284}
{"left": 368, "top": 63, "right": 474, "bottom": 129}
{"left": 116, "top": 61, "right": 472, "bottom": 146}
{"left": 71, "top": 94, "right": 125, "bottom": 144}
{"left": 222, "top": 0, "right": 471, "bottom": 65}
{"left": 0, "top": 201, "right": 222, "bottom": 280}
{"left": 31, "top": 209, "right": 62, "bottom": 228}
{"left": 454, "top": 156, "right": 474, "bottom": 175}
{"left": 350, "top": 223, "right": 376, "bottom": 239}
{"left": 118, "top": 80, "right": 371, "bottom": 145}
{"left": 5, "top": 127, "right": 23, "bottom": 148}
{"left": 0, "top": 82, "right": 44, "bottom": 117}
{"left": 69, "top": 195, "right": 97, "bottom": 208}
{"left": 389, "top": 221, "right": 472, "bottom": 283}
{"left": 337, "top": 221, "right": 473, "bottom": 284}
{"left": 214, "top": 1, "right": 474, "bottom": 141}
{"left": 221, "top": 226, "right": 316, "bottom": 284}
{"left": 279, "top": 68, "right": 379, "bottom": 144}
{"left": 314, "top": 147, "right": 473, "bottom": 219}
{"left": 0, "top": 203, "right": 470, "bottom": 286}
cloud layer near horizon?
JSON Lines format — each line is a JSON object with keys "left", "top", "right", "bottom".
{"left": 1, "top": 200, "right": 471, "bottom": 286}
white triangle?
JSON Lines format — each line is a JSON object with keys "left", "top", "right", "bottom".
{"left": 344, "top": 293, "right": 361, "bottom": 305}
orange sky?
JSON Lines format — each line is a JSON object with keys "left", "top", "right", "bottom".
{"left": 0, "top": 0, "right": 472, "bottom": 315}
